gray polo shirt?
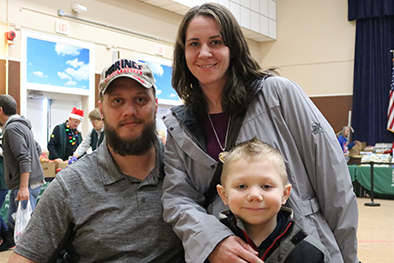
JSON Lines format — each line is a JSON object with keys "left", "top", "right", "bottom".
{"left": 14, "top": 139, "right": 185, "bottom": 262}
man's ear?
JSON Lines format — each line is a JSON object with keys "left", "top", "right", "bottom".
{"left": 155, "top": 97, "right": 158, "bottom": 114}
{"left": 282, "top": 184, "right": 292, "bottom": 205}
{"left": 98, "top": 101, "right": 103, "bottom": 114}
{"left": 217, "top": 184, "right": 229, "bottom": 206}
{"left": 98, "top": 101, "right": 105, "bottom": 121}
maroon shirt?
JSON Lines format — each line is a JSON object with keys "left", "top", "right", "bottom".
{"left": 203, "top": 112, "right": 230, "bottom": 162}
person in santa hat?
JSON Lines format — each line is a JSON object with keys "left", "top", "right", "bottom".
{"left": 48, "top": 107, "right": 84, "bottom": 162}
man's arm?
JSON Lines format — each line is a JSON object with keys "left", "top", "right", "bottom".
{"left": 6, "top": 124, "right": 35, "bottom": 195}
{"left": 17, "top": 172, "right": 30, "bottom": 201}
{"left": 8, "top": 252, "right": 37, "bottom": 263}
{"left": 73, "top": 129, "right": 93, "bottom": 158}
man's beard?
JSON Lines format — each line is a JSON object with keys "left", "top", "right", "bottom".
{"left": 104, "top": 118, "right": 157, "bottom": 156}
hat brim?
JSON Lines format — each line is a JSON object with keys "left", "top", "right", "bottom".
{"left": 100, "top": 74, "right": 154, "bottom": 96}
{"left": 69, "top": 114, "right": 84, "bottom": 121}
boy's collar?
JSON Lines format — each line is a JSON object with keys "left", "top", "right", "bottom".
{"left": 219, "top": 206, "right": 294, "bottom": 233}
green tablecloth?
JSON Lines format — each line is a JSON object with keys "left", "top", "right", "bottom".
{"left": 348, "top": 165, "right": 358, "bottom": 182}
{"left": 348, "top": 165, "right": 394, "bottom": 196}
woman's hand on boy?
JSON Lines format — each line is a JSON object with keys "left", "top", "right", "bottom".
{"left": 208, "top": 235, "right": 265, "bottom": 263}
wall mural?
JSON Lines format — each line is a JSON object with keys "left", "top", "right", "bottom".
{"left": 136, "top": 54, "right": 182, "bottom": 105}
{"left": 26, "top": 37, "right": 90, "bottom": 92}
{"left": 20, "top": 29, "right": 95, "bottom": 146}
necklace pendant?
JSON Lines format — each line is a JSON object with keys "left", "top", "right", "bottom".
{"left": 218, "top": 151, "right": 228, "bottom": 163}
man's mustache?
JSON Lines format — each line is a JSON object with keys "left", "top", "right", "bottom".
{"left": 117, "top": 117, "right": 143, "bottom": 127}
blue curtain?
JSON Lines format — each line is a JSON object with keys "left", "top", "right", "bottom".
{"left": 348, "top": 0, "right": 394, "bottom": 21}
{"left": 349, "top": 1, "right": 394, "bottom": 145}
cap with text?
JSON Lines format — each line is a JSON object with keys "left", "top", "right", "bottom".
{"left": 99, "top": 58, "right": 155, "bottom": 96}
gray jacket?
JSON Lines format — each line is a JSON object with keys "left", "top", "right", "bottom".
{"left": 2, "top": 115, "right": 44, "bottom": 190}
{"left": 162, "top": 76, "right": 358, "bottom": 263}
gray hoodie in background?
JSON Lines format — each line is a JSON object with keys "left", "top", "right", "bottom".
{"left": 2, "top": 115, "right": 44, "bottom": 190}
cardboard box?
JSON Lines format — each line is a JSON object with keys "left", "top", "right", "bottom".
{"left": 363, "top": 146, "right": 375, "bottom": 152}
{"left": 41, "top": 162, "right": 56, "bottom": 178}
{"left": 55, "top": 162, "right": 68, "bottom": 173}
{"left": 349, "top": 142, "right": 367, "bottom": 157}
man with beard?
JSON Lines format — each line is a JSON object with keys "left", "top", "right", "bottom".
{"left": 8, "top": 59, "right": 185, "bottom": 263}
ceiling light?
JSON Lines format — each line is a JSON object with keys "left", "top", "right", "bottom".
{"left": 72, "top": 3, "right": 87, "bottom": 13}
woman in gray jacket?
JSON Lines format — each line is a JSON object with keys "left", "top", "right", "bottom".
{"left": 162, "top": 3, "right": 358, "bottom": 263}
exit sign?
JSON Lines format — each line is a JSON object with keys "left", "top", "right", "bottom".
{"left": 55, "top": 21, "right": 69, "bottom": 35}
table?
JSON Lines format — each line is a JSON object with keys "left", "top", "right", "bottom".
{"left": 348, "top": 164, "right": 394, "bottom": 197}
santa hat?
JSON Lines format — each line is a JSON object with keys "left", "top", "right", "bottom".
{"left": 69, "top": 107, "right": 84, "bottom": 121}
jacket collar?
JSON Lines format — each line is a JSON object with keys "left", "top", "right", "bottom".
{"left": 168, "top": 77, "right": 267, "bottom": 151}
{"left": 3, "top": 114, "right": 20, "bottom": 129}
{"left": 170, "top": 105, "right": 207, "bottom": 151}
{"left": 170, "top": 76, "right": 267, "bottom": 125}
{"left": 219, "top": 206, "right": 294, "bottom": 232}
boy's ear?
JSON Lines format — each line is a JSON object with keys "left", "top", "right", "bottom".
{"left": 216, "top": 184, "right": 229, "bottom": 206}
{"left": 282, "top": 184, "right": 292, "bottom": 205}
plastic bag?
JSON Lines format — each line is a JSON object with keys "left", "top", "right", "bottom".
{"left": 14, "top": 200, "right": 32, "bottom": 243}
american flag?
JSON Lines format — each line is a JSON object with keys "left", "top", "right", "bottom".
{"left": 388, "top": 58, "right": 394, "bottom": 132}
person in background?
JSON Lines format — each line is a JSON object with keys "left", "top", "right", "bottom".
{"left": 8, "top": 59, "right": 185, "bottom": 263}
{"left": 337, "top": 126, "right": 360, "bottom": 162}
{"left": 68, "top": 108, "right": 104, "bottom": 164}
{"left": 0, "top": 129, "right": 14, "bottom": 252}
{"left": 216, "top": 138, "right": 331, "bottom": 262}
{"left": 162, "top": 3, "right": 358, "bottom": 263}
{"left": 47, "top": 107, "right": 84, "bottom": 162}
{"left": 0, "top": 95, "right": 44, "bottom": 239}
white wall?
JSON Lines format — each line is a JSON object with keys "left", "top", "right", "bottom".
{"left": 26, "top": 97, "right": 48, "bottom": 149}
{"left": 260, "top": 0, "right": 356, "bottom": 97}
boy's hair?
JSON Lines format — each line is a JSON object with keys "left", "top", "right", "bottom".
{"left": 88, "top": 108, "right": 102, "bottom": 122}
{"left": 221, "top": 137, "right": 288, "bottom": 185}
{"left": 0, "top": 95, "right": 17, "bottom": 116}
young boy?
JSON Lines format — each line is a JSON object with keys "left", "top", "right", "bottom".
{"left": 217, "top": 138, "right": 331, "bottom": 263}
